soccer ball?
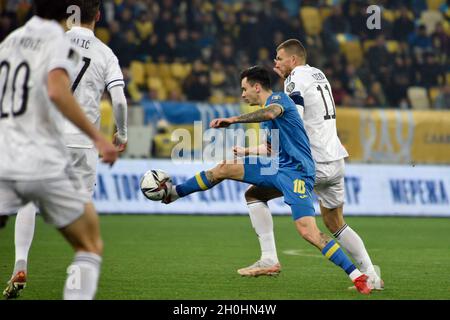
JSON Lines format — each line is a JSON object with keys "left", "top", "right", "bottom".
{"left": 140, "top": 169, "right": 172, "bottom": 201}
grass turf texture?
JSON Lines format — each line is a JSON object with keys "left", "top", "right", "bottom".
{"left": 1, "top": 215, "right": 449, "bottom": 300}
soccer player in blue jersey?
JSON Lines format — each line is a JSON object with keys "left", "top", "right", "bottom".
{"left": 161, "top": 66, "right": 371, "bottom": 294}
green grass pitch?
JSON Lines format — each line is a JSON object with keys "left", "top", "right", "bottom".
{"left": 1, "top": 215, "right": 449, "bottom": 300}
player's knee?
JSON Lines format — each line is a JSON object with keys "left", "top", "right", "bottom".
{"left": 322, "top": 209, "right": 345, "bottom": 234}
{"left": 93, "top": 238, "right": 104, "bottom": 256}
{"left": 322, "top": 216, "right": 336, "bottom": 233}
{"left": 76, "top": 236, "right": 103, "bottom": 255}
{"left": 244, "top": 187, "right": 258, "bottom": 202}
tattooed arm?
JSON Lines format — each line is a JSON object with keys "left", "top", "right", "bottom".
{"left": 210, "top": 104, "right": 283, "bottom": 128}
{"left": 233, "top": 142, "right": 272, "bottom": 157}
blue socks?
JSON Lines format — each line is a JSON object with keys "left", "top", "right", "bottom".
{"left": 321, "top": 240, "right": 357, "bottom": 275}
{"left": 176, "top": 171, "right": 214, "bottom": 197}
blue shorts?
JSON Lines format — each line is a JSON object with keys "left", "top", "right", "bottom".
{"left": 243, "top": 156, "right": 315, "bottom": 220}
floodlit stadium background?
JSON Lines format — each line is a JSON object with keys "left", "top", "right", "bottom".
{"left": 1, "top": 0, "right": 450, "bottom": 300}
{"left": 36, "top": 0, "right": 447, "bottom": 217}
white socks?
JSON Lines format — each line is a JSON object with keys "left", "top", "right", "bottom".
{"left": 247, "top": 201, "right": 278, "bottom": 263}
{"left": 14, "top": 203, "right": 36, "bottom": 273}
{"left": 64, "top": 252, "right": 102, "bottom": 300}
{"left": 333, "top": 224, "right": 375, "bottom": 275}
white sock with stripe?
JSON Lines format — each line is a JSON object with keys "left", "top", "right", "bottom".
{"left": 63, "top": 252, "right": 102, "bottom": 300}
{"left": 334, "top": 224, "right": 376, "bottom": 275}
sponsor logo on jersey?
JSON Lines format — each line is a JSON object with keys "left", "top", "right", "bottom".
{"left": 272, "top": 95, "right": 281, "bottom": 101}
{"left": 286, "top": 82, "right": 295, "bottom": 93}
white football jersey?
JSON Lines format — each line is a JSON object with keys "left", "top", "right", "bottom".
{"left": 64, "top": 26, "right": 124, "bottom": 148}
{"left": 0, "top": 16, "right": 81, "bottom": 180}
{"left": 284, "top": 65, "right": 348, "bottom": 163}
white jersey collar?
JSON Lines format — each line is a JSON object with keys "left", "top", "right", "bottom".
{"left": 291, "top": 64, "right": 310, "bottom": 76}
{"left": 69, "top": 26, "right": 95, "bottom": 37}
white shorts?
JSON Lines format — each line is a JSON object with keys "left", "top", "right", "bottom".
{"left": 68, "top": 147, "right": 98, "bottom": 196}
{"left": 314, "top": 159, "right": 345, "bottom": 209}
{"left": 0, "top": 168, "right": 90, "bottom": 228}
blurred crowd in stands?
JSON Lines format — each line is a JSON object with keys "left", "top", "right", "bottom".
{"left": 1, "top": 0, "right": 449, "bottom": 109}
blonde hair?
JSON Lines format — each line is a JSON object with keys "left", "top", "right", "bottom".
{"left": 277, "top": 39, "right": 307, "bottom": 62}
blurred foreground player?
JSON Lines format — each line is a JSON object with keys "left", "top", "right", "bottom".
{"left": 3, "top": 0, "right": 128, "bottom": 299}
{"left": 0, "top": 0, "right": 118, "bottom": 299}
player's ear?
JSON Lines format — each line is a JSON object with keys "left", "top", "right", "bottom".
{"left": 95, "top": 10, "right": 101, "bottom": 23}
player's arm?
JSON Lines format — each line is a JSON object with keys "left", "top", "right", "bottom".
{"left": 109, "top": 85, "right": 128, "bottom": 152}
{"left": 233, "top": 143, "right": 271, "bottom": 157}
{"left": 210, "top": 104, "right": 283, "bottom": 128}
{"left": 288, "top": 92, "right": 305, "bottom": 119}
{"left": 48, "top": 69, "right": 118, "bottom": 164}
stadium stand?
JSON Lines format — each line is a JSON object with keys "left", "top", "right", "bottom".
{"left": 1, "top": 0, "right": 448, "bottom": 109}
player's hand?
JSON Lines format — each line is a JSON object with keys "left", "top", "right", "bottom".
{"left": 96, "top": 137, "right": 118, "bottom": 166}
{"left": 210, "top": 118, "right": 234, "bottom": 128}
{"left": 232, "top": 146, "right": 247, "bottom": 157}
{"left": 273, "top": 64, "right": 283, "bottom": 79}
{"left": 113, "top": 132, "right": 128, "bottom": 153}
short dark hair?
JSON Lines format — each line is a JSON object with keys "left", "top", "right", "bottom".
{"left": 34, "top": 0, "right": 70, "bottom": 21}
{"left": 68, "top": 0, "right": 101, "bottom": 24}
{"left": 277, "top": 39, "right": 307, "bottom": 62}
{"left": 240, "top": 66, "right": 271, "bottom": 90}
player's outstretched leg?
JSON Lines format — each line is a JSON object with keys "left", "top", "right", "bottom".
{"left": 163, "top": 161, "right": 244, "bottom": 203}
{"left": 3, "top": 203, "right": 36, "bottom": 299}
{"left": 294, "top": 215, "right": 371, "bottom": 295}
{"left": 60, "top": 203, "right": 103, "bottom": 300}
{"left": 237, "top": 186, "right": 282, "bottom": 276}
{"left": 321, "top": 204, "right": 384, "bottom": 290}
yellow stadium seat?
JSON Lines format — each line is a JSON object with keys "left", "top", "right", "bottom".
{"left": 363, "top": 40, "right": 376, "bottom": 52}
{"left": 300, "top": 7, "right": 322, "bottom": 36}
{"left": 342, "top": 41, "right": 363, "bottom": 67}
{"left": 427, "top": 0, "right": 445, "bottom": 10}
{"left": 145, "top": 63, "right": 158, "bottom": 77}
{"left": 319, "top": 7, "right": 332, "bottom": 23}
{"left": 130, "top": 61, "right": 146, "bottom": 87}
{"left": 157, "top": 63, "right": 172, "bottom": 79}
{"left": 95, "top": 27, "right": 111, "bottom": 44}
{"left": 152, "top": 133, "right": 176, "bottom": 158}
{"left": 162, "top": 77, "right": 181, "bottom": 93}
{"left": 224, "top": 96, "right": 239, "bottom": 104}
{"left": 210, "top": 70, "right": 226, "bottom": 86}
{"left": 429, "top": 87, "right": 441, "bottom": 106}
{"left": 171, "top": 63, "right": 191, "bottom": 80}
{"left": 100, "top": 100, "right": 114, "bottom": 143}
{"left": 407, "top": 87, "right": 430, "bottom": 110}
{"left": 209, "top": 92, "right": 225, "bottom": 104}
{"left": 382, "top": 9, "right": 396, "bottom": 22}
{"left": 147, "top": 77, "right": 167, "bottom": 100}
{"left": 386, "top": 41, "right": 400, "bottom": 53}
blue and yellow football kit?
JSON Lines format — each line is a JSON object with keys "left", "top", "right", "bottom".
{"left": 242, "top": 92, "right": 316, "bottom": 220}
